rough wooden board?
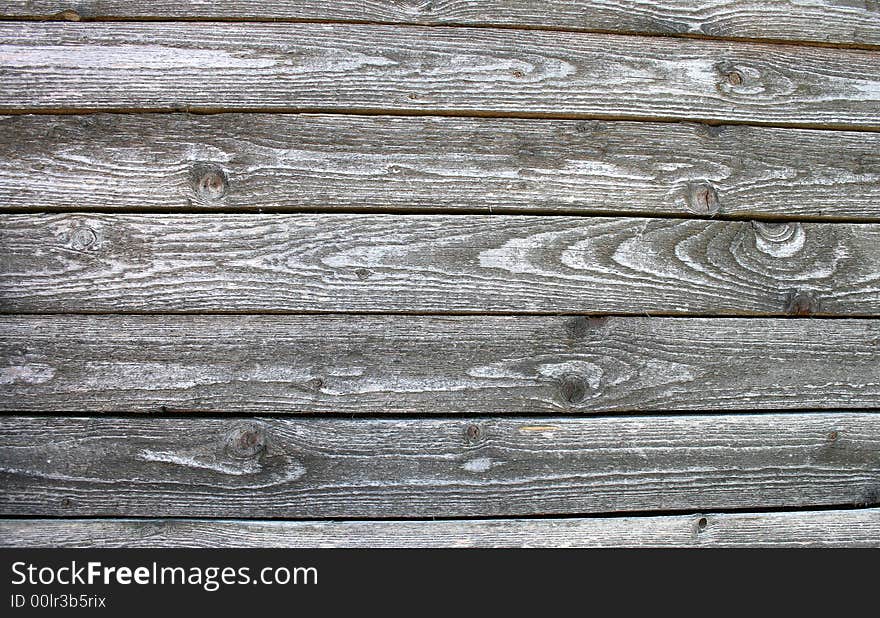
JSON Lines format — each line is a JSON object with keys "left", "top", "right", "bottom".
{"left": 1, "top": 414, "right": 877, "bottom": 518}
{"left": 1, "top": 23, "right": 878, "bottom": 127}
{"left": 2, "top": 213, "right": 880, "bottom": 315}
{"left": 3, "top": 509, "right": 878, "bottom": 547}
{"left": 2, "top": 1, "right": 879, "bottom": 47}
{"left": 3, "top": 114, "right": 880, "bottom": 220}
{"left": 2, "top": 315, "right": 879, "bottom": 414}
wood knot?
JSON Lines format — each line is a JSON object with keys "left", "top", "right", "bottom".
{"left": 192, "top": 164, "right": 228, "bottom": 201}
{"left": 684, "top": 181, "right": 720, "bottom": 215}
{"left": 464, "top": 423, "right": 482, "bottom": 443}
{"left": 512, "top": 69, "right": 525, "bottom": 78}
{"left": 698, "top": 123, "right": 728, "bottom": 139}
{"left": 61, "top": 498, "right": 73, "bottom": 508}
{"left": 828, "top": 430, "right": 839, "bottom": 442}
{"left": 784, "top": 290, "right": 819, "bottom": 316}
{"left": 696, "top": 516, "right": 708, "bottom": 533}
{"left": 225, "top": 422, "right": 267, "bottom": 459}
{"left": 751, "top": 221, "right": 805, "bottom": 257}
{"left": 404, "top": 0, "right": 433, "bottom": 13}
{"left": 558, "top": 374, "right": 588, "bottom": 405}
{"left": 70, "top": 226, "right": 98, "bottom": 251}
{"left": 715, "top": 61, "right": 747, "bottom": 91}
{"left": 354, "top": 268, "right": 372, "bottom": 280}
{"left": 306, "top": 377, "right": 324, "bottom": 391}
{"left": 564, "top": 316, "right": 607, "bottom": 339}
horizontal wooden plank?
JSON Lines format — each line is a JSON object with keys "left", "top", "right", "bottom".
{"left": 2, "top": 316, "right": 879, "bottom": 414}
{"left": 3, "top": 114, "right": 880, "bottom": 220}
{"left": 1, "top": 414, "right": 877, "bottom": 517}
{"left": 3, "top": 510, "right": 878, "bottom": 547}
{"left": 2, "top": 214, "right": 880, "bottom": 315}
{"left": 2, "top": 1, "right": 878, "bottom": 47}
{"left": 1, "top": 23, "right": 878, "bottom": 127}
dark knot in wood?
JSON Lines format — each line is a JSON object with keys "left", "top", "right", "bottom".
{"left": 565, "top": 316, "right": 608, "bottom": 339}
{"left": 192, "top": 164, "right": 228, "bottom": 201}
{"left": 225, "top": 422, "right": 267, "bottom": 459}
{"left": 464, "top": 423, "right": 482, "bottom": 443}
{"left": 684, "top": 181, "right": 720, "bottom": 215}
{"left": 558, "top": 374, "right": 588, "bottom": 405}
{"left": 726, "top": 70, "right": 744, "bottom": 85}
{"left": 784, "top": 290, "right": 819, "bottom": 316}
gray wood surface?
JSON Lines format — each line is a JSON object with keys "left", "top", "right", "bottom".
{"left": 1, "top": 414, "right": 878, "bottom": 518}
{"left": 1, "top": 23, "right": 878, "bottom": 127}
{"left": 1, "top": 1, "right": 878, "bottom": 47}
{"left": 3, "top": 213, "right": 880, "bottom": 315}
{"left": 3, "top": 315, "right": 879, "bottom": 414}
{"left": 3, "top": 114, "right": 880, "bottom": 220}
{"left": 3, "top": 509, "right": 878, "bottom": 547}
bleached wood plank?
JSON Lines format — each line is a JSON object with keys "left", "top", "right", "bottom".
{"left": 2, "top": 213, "right": 879, "bottom": 315}
{"left": 1, "top": 1, "right": 878, "bottom": 47}
{"left": 1, "top": 414, "right": 877, "bottom": 518}
{"left": 2, "top": 315, "right": 879, "bottom": 413}
{"left": 1, "top": 23, "right": 878, "bottom": 127}
{"left": 2, "top": 114, "right": 879, "bottom": 219}
{"left": 3, "top": 510, "right": 878, "bottom": 548}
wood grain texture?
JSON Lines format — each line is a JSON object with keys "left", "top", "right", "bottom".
{"left": 1, "top": 23, "right": 878, "bottom": 127}
{"left": 3, "top": 213, "right": 880, "bottom": 315}
{"left": 2, "top": 315, "right": 880, "bottom": 414}
{"left": 1, "top": 1, "right": 879, "bottom": 47}
{"left": 4, "top": 509, "right": 878, "bottom": 547}
{"left": 3, "top": 114, "right": 880, "bottom": 220}
{"left": 1, "top": 414, "right": 878, "bottom": 517}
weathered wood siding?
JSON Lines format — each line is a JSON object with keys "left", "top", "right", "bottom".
{"left": 2, "top": 114, "right": 879, "bottom": 220}
{"left": 2, "top": 1, "right": 878, "bottom": 47}
{"left": 0, "top": 2, "right": 878, "bottom": 547}
{"left": 2, "top": 316, "right": 879, "bottom": 413}
{"left": 4, "top": 509, "right": 879, "bottom": 548}
{"left": 1, "top": 23, "right": 879, "bottom": 127}
{"left": 3, "top": 214, "right": 880, "bottom": 315}
{"left": 2, "top": 414, "right": 878, "bottom": 518}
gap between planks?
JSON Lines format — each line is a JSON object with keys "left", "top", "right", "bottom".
{"left": 3, "top": 108, "right": 880, "bottom": 135}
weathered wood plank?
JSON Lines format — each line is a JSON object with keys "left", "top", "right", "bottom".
{"left": 2, "top": 316, "right": 879, "bottom": 414}
{"left": 2, "top": 214, "right": 880, "bottom": 315}
{"left": 1, "top": 414, "right": 877, "bottom": 517}
{"left": 3, "top": 510, "right": 878, "bottom": 547}
{"left": 1, "top": 23, "right": 878, "bottom": 127}
{"left": 2, "top": 1, "right": 878, "bottom": 47}
{"left": 3, "top": 114, "right": 880, "bottom": 220}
